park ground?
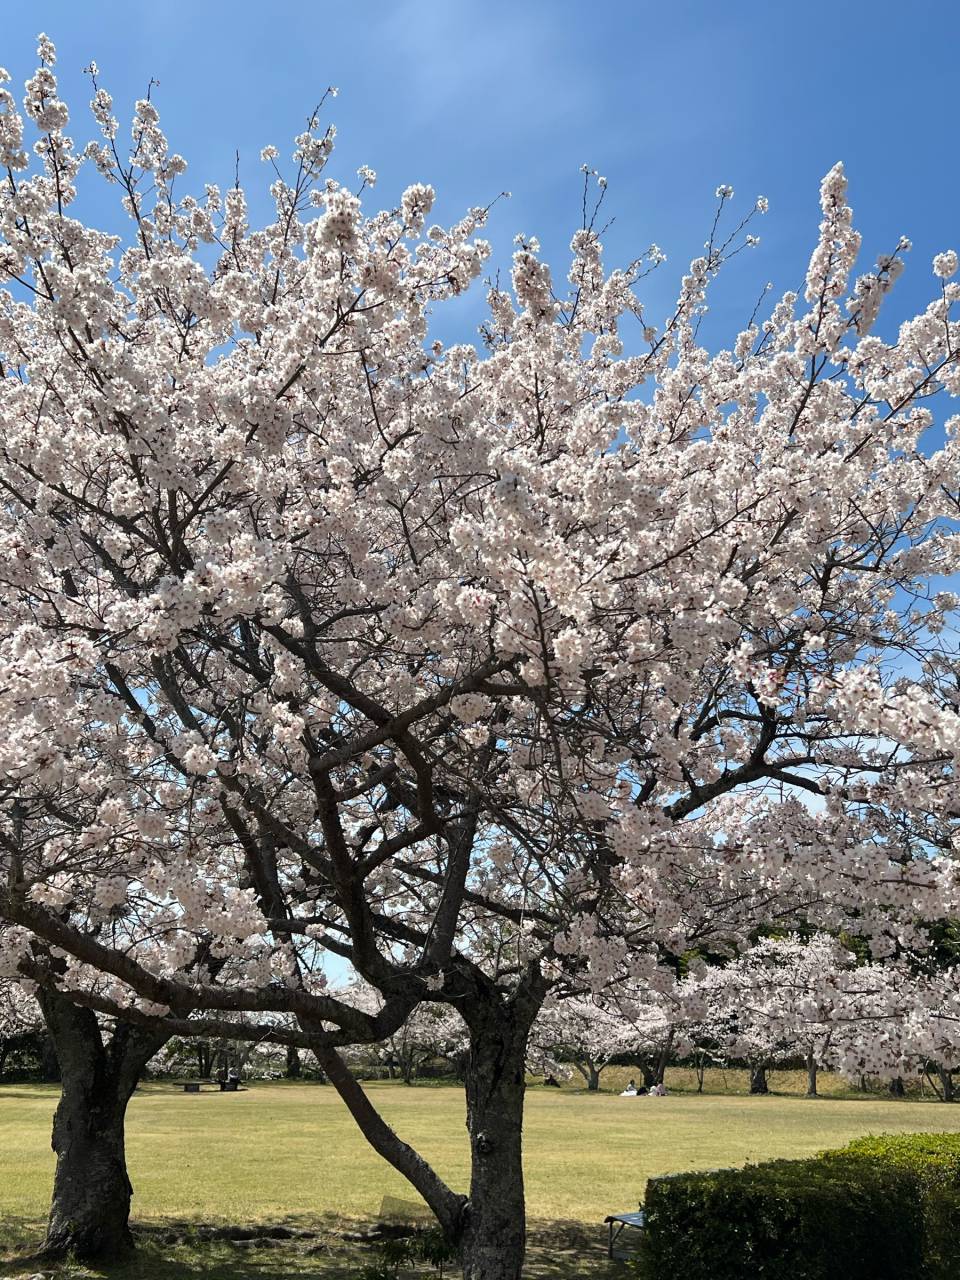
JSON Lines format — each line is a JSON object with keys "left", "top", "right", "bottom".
{"left": 2, "top": 1069, "right": 960, "bottom": 1278}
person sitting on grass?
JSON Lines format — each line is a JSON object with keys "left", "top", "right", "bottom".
{"left": 620, "top": 1079, "right": 638, "bottom": 1096}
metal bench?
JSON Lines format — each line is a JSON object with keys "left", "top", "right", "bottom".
{"left": 603, "top": 1210, "right": 645, "bottom": 1258}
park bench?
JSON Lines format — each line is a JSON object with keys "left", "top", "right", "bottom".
{"left": 603, "top": 1210, "right": 645, "bottom": 1258}
{"left": 173, "top": 1079, "right": 244, "bottom": 1093}
{"left": 606, "top": 1168, "right": 734, "bottom": 1256}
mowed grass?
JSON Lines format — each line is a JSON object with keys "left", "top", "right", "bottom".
{"left": 2, "top": 1075, "right": 960, "bottom": 1227}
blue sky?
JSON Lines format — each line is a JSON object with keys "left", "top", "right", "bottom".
{"left": 4, "top": 1, "right": 957, "bottom": 348}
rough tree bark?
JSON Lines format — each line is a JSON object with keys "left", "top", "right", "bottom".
{"left": 938, "top": 1067, "right": 955, "bottom": 1102}
{"left": 286, "top": 1043, "right": 302, "bottom": 1078}
{"left": 459, "top": 1000, "right": 534, "bottom": 1280}
{"left": 38, "top": 990, "right": 169, "bottom": 1261}
{"left": 309, "top": 976, "right": 545, "bottom": 1280}
{"left": 40, "top": 1032, "right": 60, "bottom": 1082}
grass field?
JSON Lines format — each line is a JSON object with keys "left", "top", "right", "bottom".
{"left": 2, "top": 1072, "right": 959, "bottom": 1277}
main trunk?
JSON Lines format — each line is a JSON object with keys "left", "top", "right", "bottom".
{"left": 38, "top": 991, "right": 168, "bottom": 1261}
{"left": 460, "top": 1008, "right": 530, "bottom": 1280}
{"left": 938, "top": 1067, "right": 955, "bottom": 1102}
{"left": 805, "top": 1052, "right": 818, "bottom": 1098}
{"left": 749, "top": 1064, "right": 769, "bottom": 1095}
{"left": 286, "top": 1043, "right": 302, "bottom": 1078}
{"left": 654, "top": 1026, "right": 675, "bottom": 1085}
{"left": 46, "top": 1075, "right": 135, "bottom": 1259}
{"left": 578, "top": 1057, "right": 601, "bottom": 1091}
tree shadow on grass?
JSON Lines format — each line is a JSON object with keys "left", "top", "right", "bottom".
{"left": 524, "top": 1219, "right": 632, "bottom": 1278}
{"left": 0, "top": 1215, "right": 628, "bottom": 1279}
{"left": 0, "top": 1217, "right": 353, "bottom": 1280}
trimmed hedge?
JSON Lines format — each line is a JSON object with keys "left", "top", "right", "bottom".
{"left": 639, "top": 1157, "right": 924, "bottom": 1279}
{"left": 821, "top": 1133, "right": 960, "bottom": 1280}
{"left": 639, "top": 1133, "right": 960, "bottom": 1279}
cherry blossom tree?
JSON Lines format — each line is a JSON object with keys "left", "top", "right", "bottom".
{"left": 532, "top": 986, "right": 675, "bottom": 1091}
{"left": 0, "top": 977, "right": 42, "bottom": 1078}
{"left": 829, "top": 951, "right": 960, "bottom": 1095}
{"left": 1, "top": 36, "right": 960, "bottom": 1280}
{"left": 680, "top": 935, "right": 887, "bottom": 1096}
{"left": 342, "top": 979, "right": 467, "bottom": 1083}
{"left": 679, "top": 934, "right": 960, "bottom": 1099}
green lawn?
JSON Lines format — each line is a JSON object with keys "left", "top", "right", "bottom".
{"left": 2, "top": 1075, "right": 959, "bottom": 1277}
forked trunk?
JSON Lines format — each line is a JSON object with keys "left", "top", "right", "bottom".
{"left": 38, "top": 991, "right": 168, "bottom": 1261}
{"left": 460, "top": 1006, "right": 530, "bottom": 1280}
{"left": 305, "top": 970, "right": 546, "bottom": 1280}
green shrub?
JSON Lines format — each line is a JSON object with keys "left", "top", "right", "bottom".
{"left": 820, "top": 1132, "right": 960, "bottom": 1280}
{"left": 639, "top": 1157, "right": 924, "bottom": 1279}
{"left": 358, "top": 1226, "right": 459, "bottom": 1279}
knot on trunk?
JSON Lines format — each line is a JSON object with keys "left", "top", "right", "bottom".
{"left": 475, "top": 1130, "right": 494, "bottom": 1155}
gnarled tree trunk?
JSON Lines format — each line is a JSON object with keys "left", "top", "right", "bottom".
{"left": 460, "top": 1003, "right": 532, "bottom": 1280}
{"left": 307, "top": 975, "right": 546, "bottom": 1280}
{"left": 38, "top": 991, "right": 168, "bottom": 1261}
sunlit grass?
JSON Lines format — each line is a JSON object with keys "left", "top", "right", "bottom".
{"left": 2, "top": 1072, "right": 959, "bottom": 1232}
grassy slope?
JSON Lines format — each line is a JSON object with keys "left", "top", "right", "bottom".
{"left": 2, "top": 1074, "right": 960, "bottom": 1227}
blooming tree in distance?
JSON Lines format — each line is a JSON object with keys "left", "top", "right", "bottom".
{"left": 680, "top": 934, "right": 888, "bottom": 1096}
{"left": 532, "top": 984, "right": 676, "bottom": 1090}
{"left": 681, "top": 934, "right": 960, "bottom": 1098}
{"left": 0, "top": 35, "right": 959, "bottom": 1279}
